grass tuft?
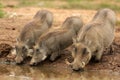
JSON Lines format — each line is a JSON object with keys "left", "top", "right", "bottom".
{"left": 116, "top": 20, "right": 120, "bottom": 27}
{"left": 0, "top": 3, "right": 5, "bottom": 18}
{"left": 0, "top": 9, "right": 5, "bottom": 18}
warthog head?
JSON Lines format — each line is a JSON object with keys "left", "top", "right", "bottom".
{"left": 30, "top": 44, "right": 47, "bottom": 65}
{"left": 15, "top": 39, "right": 34, "bottom": 64}
{"left": 66, "top": 38, "right": 91, "bottom": 71}
{"left": 15, "top": 43, "right": 27, "bottom": 64}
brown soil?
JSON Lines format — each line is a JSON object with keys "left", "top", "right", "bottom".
{"left": 0, "top": 7, "right": 120, "bottom": 73}
{"left": 0, "top": 43, "right": 12, "bottom": 57}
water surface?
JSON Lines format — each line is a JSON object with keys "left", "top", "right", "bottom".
{"left": 0, "top": 64, "right": 119, "bottom": 80}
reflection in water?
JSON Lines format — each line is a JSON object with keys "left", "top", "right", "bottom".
{"left": 0, "top": 64, "right": 119, "bottom": 80}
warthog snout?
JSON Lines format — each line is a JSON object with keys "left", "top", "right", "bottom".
{"left": 66, "top": 59, "right": 85, "bottom": 71}
{"left": 15, "top": 56, "right": 24, "bottom": 64}
{"left": 29, "top": 61, "right": 37, "bottom": 66}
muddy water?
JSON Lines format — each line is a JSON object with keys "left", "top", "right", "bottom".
{"left": 0, "top": 64, "right": 119, "bottom": 80}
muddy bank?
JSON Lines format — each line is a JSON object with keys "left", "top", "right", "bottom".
{"left": 0, "top": 64, "right": 119, "bottom": 80}
{"left": 0, "top": 38, "right": 119, "bottom": 80}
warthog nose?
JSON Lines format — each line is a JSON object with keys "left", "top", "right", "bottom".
{"left": 70, "top": 65, "right": 79, "bottom": 71}
{"left": 72, "top": 67, "right": 84, "bottom": 71}
{"left": 16, "top": 62, "right": 23, "bottom": 65}
{"left": 72, "top": 68, "right": 79, "bottom": 71}
{"left": 71, "top": 65, "right": 84, "bottom": 71}
{"left": 79, "top": 68, "right": 84, "bottom": 71}
{"left": 29, "top": 61, "right": 37, "bottom": 66}
{"left": 30, "top": 63, "right": 37, "bottom": 66}
{"left": 15, "top": 57, "right": 23, "bottom": 65}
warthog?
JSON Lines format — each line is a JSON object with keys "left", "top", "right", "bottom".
{"left": 66, "top": 8, "right": 116, "bottom": 71}
{"left": 30, "top": 16, "right": 83, "bottom": 65}
{"left": 15, "top": 10, "right": 53, "bottom": 64}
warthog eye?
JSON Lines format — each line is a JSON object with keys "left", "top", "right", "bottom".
{"left": 36, "top": 49, "right": 39, "bottom": 52}
{"left": 22, "top": 46, "right": 27, "bottom": 52}
{"left": 83, "top": 48, "right": 89, "bottom": 55}
{"left": 73, "top": 47, "right": 77, "bottom": 53}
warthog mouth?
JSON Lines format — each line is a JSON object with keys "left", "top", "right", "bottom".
{"left": 65, "top": 59, "right": 85, "bottom": 71}
{"left": 29, "top": 62, "right": 38, "bottom": 66}
{"left": 15, "top": 59, "right": 24, "bottom": 65}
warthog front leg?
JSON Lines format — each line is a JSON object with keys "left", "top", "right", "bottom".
{"left": 95, "top": 48, "right": 103, "bottom": 62}
{"left": 50, "top": 52, "right": 59, "bottom": 61}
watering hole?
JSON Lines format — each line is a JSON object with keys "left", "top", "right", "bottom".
{"left": 0, "top": 30, "right": 119, "bottom": 80}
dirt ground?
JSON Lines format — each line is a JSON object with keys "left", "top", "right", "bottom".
{"left": 0, "top": 7, "right": 120, "bottom": 73}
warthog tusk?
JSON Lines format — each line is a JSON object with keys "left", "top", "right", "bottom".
{"left": 81, "top": 62, "right": 85, "bottom": 68}
{"left": 65, "top": 59, "right": 72, "bottom": 65}
{"left": 42, "top": 55, "right": 47, "bottom": 60}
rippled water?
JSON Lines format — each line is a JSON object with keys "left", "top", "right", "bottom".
{"left": 0, "top": 64, "right": 119, "bottom": 80}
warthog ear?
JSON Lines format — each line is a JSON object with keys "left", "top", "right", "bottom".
{"left": 72, "top": 36, "right": 79, "bottom": 44}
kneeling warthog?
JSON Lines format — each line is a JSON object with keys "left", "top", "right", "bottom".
{"left": 15, "top": 10, "right": 53, "bottom": 64}
{"left": 66, "top": 8, "right": 116, "bottom": 71}
{"left": 30, "top": 16, "right": 83, "bottom": 65}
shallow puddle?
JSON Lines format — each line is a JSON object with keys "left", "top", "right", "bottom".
{"left": 0, "top": 64, "right": 119, "bottom": 80}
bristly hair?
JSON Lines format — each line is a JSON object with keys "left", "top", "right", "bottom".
{"left": 38, "top": 29, "right": 68, "bottom": 43}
